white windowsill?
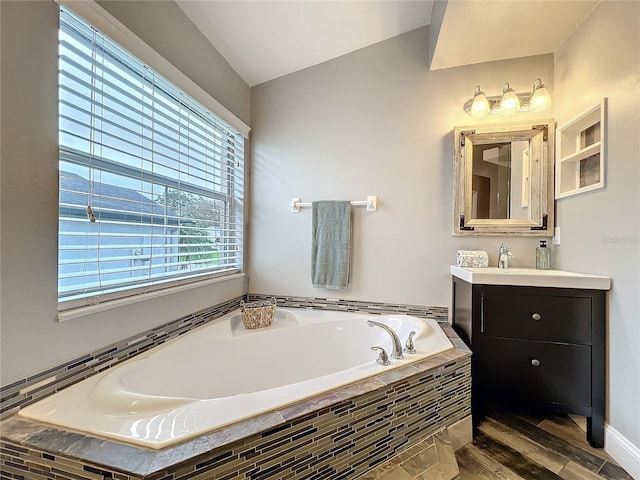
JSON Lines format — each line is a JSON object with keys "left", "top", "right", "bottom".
{"left": 57, "top": 273, "right": 245, "bottom": 322}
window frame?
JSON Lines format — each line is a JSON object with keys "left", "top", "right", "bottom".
{"left": 56, "top": 1, "right": 249, "bottom": 319}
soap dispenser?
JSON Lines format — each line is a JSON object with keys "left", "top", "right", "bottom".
{"left": 536, "top": 240, "right": 551, "bottom": 270}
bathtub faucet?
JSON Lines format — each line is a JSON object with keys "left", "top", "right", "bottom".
{"left": 367, "top": 320, "right": 404, "bottom": 360}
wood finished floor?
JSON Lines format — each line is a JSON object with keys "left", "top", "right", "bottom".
{"left": 456, "top": 411, "right": 634, "bottom": 480}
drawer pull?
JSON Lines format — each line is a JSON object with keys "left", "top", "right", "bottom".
{"left": 532, "top": 313, "right": 541, "bottom": 321}
{"left": 531, "top": 359, "right": 541, "bottom": 367}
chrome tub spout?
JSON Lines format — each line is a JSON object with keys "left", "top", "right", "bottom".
{"left": 367, "top": 320, "right": 404, "bottom": 360}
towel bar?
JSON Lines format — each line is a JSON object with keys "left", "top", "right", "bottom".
{"left": 291, "top": 196, "right": 377, "bottom": 213}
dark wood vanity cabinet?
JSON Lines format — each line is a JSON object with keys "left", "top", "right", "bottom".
{"left": 451, "top": 277, "right": 606, "bottom": 447}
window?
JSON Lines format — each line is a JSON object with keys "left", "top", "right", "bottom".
{"left": 58, "top": 8, "right": 244, "bottom": 311}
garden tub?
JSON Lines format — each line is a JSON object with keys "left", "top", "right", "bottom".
{"left": 19, "top": 308, "right": 453, "bottom": 449}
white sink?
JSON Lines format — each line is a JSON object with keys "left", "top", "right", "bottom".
{"left": 450, "top": 266, "right": 611, "bottom": 290}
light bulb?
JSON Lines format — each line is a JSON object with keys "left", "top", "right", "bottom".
{"left": 470, "top": 85, "right": 490, "bottom": 118}
{"left": 501, "top": 82, "right": 520, "bottom": 115}
{"left": 530, "top": 79, "right": 551, "bottom": 112}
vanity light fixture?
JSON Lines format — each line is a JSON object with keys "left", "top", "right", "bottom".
{"left": 470, "top": 85, "right": 491, "bottom": 118}
{"left": 530, "top": 78, "right": 552, "bottom": 112}
{"left": 463, "top": 78, "right": 551, "bottom": 117}
{"left": 500, "top": 82, "right": 520, "bottom": 115}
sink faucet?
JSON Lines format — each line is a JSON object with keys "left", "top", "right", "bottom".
{"left": 498, "top": 243, "right": 513, "bottom": 269}
{"left": 367, "top": 320, "right": 404, "bottom": 360}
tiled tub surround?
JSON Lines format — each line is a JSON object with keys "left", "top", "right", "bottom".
{"left": 1, "top": 352, "right": 470, "bottom": 479}
{"left": 1, "top": 296, "right": 470, "bottom": 479}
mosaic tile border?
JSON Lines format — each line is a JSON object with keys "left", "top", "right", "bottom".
{"left": 1, "top": 353, "right": 470, "bottom": 479}
{"left": 0, "top": 296, "right": 243, "bottom": 419}
{"left": 247, "top": 294, "right": 449, "bottom": 320}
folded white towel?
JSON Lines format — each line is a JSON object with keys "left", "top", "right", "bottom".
{"left": 456, "top": 250, "right": 489, "bottom": 268}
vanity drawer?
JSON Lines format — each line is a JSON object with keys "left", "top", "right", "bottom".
{"left": 475, "top": 338, "right": 591, "bottom": 407}
{"left": 480, "top": 291, "right": 592, "bottom": 344}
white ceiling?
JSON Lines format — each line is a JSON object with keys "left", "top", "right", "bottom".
{"left": 176, "top": 0, "right": 599, "bottom": 88}
{"left": 176, "top": 0, "right": 434, "bottom": 87}
{"left": 430, "top": 0, "right": 599, "bottom": 70}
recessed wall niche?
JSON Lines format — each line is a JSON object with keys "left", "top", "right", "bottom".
{"left": 556, "top": 99, "right": 607, "bottom": 198}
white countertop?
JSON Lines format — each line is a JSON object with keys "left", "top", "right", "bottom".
{"left": 450, "top": 266, "right": 611, "bottom": 290}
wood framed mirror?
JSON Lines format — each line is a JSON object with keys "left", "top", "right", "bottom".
{"left": 453, "top": 121, "right": 555, "bottom": 236}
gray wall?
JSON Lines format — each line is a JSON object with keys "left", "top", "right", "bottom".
{"left": 3, "top": 1, "right": 637, "bottom": 467}
{"left": 249, "top": 6, "right": 640, "bottom": 467}
{"left": 0, "top": 1, "right": 249, "bottom": 384}
{"left": 428, "top": 0, "right": 447, "bottom": 69}
{"left": 553, "top": 0, "right": 640, "bottom": 457}
{"left": 249, "top": 26, "right": 554, "bottom": 307}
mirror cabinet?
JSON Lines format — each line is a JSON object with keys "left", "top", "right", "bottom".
{"left": 453, "top": 122, "right": 555, "bottom": 236}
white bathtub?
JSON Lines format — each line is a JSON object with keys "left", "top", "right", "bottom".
{"left": 19, "top": 308, "right": 454, "bottom": 449}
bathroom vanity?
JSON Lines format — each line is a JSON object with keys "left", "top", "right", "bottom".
{"left": 450, "top": 266, "right": 611, "bottom": 447}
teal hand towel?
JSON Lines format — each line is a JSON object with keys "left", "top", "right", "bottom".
{"left": 311, "top": 201, "right": 351, "bottom": 289}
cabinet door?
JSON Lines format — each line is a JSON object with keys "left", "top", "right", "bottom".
{"left": 474, "top": 337, "right": 591, "bottom": 407}
{"left": 481, "top": 291, "right": 592, "bottom": 344}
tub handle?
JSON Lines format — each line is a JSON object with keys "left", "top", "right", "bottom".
{"left": 371, "top": 346, "right": 390, "bottom": 366}
{"left": 404, "top": 331, "right": 417, "bottom": 354}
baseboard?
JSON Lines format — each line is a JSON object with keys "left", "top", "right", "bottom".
{"left": 605, "top": 424, "right": 640, "bottom": 479}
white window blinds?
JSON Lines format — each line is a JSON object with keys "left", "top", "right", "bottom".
{"left": 58, "top": 7, "right": 245, "bottom": 310}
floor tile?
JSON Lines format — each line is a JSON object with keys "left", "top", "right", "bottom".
{"left": 399, "top": 444, "right": 438, "bottom": 477}
{"left": 362, "top": 412, "right": 633, "bottom": 480}
{"left": 457, "top": 463, "right": 486, "bottom": 480}
{"left": 559, "top": 461, "right": 608, "bottom": 480}
{"left": 478, "top": 417, "right": 568, "bottom": 473}
{"left": 537, "top": 416, "right": 615, "bottom": 463}
{"left": 598, "top": 461, "right": 635, "bottom": 480}
{"left": 472, "top": 430, "right": 563, "bottom": 480}
{"left": 456, "top": 443, "right": 525, "bottom": 480}
{"left": 490, "top": 412, "right": 606, "bottom": 473}
{"left": 376, "top": 466, "right": 412, "bottom": 480}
